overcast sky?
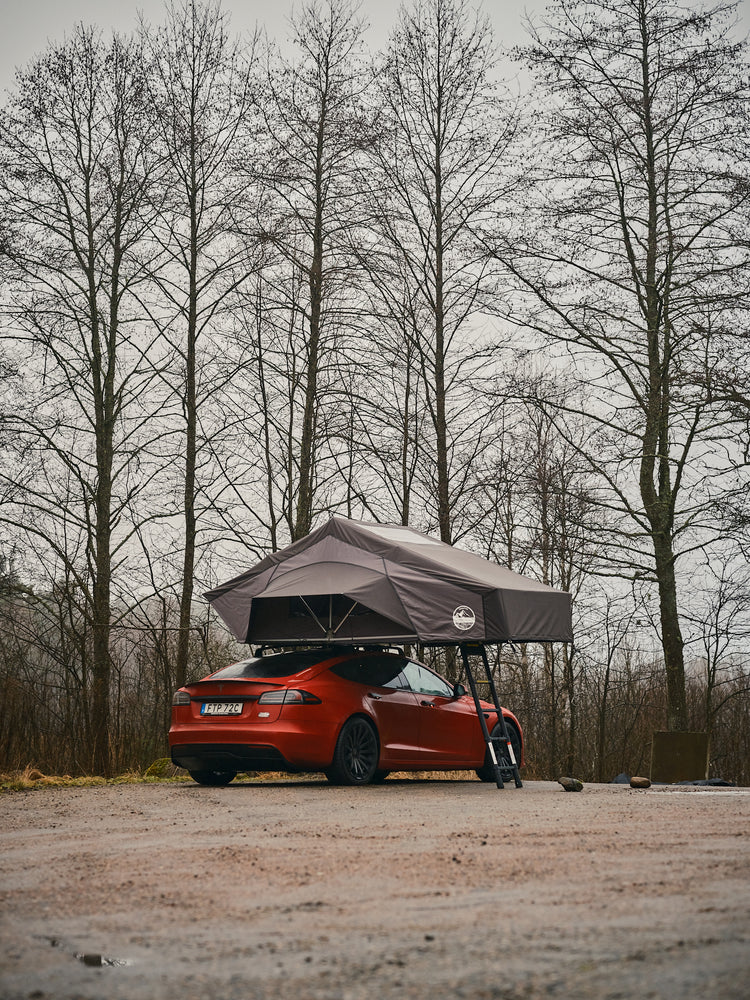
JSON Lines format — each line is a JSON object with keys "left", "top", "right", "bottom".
{"left": 0, "top": 0, "right": 559, "bottom": 96}
{"left": 1, "top": 0, "right": 747, "bottom": 98}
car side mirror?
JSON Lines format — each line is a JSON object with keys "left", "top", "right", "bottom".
{"left": 452, "top": 683, "right": 467, "bottom": 699}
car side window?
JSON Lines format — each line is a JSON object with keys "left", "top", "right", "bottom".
{"left": 401, "top": 661, "right": 453, "bottom": 698}
{"left": 331, "top": 655, "right": 408, "bottom": 689}
{"left": 379, "top": 658, "right": 410, "bottom": 690}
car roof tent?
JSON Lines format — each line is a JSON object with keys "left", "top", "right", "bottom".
{"left": 204, "top": 516, "right": 573, "bottom": 647}
{"left": 204, "top": 516, "right": 574, "bottom": 790}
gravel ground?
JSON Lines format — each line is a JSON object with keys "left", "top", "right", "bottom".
{"left": 1, "top": 776, "right": 749, "bottom": 1000}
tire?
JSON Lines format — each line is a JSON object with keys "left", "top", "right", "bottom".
{"left": 372, "top": 769, "right": 390, "bottom": 784}
{"left": 326, "top": 717, "right": 380, "bottom": 786}
{"left": 189, "top": 770, "right": 236, "bottom": 786}
{"left": 476, "top": 719, "right": 522, "bottom": 783}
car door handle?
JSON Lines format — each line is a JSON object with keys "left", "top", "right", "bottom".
{"left": 420, "top": 700, "right": 436, "bottom": 708}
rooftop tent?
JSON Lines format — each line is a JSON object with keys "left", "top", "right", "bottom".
{"left": 205, "top": 516, "right": 573, "bottom": 789}
{"left": 204, "top": 516, "right": 573, "bottom": 646}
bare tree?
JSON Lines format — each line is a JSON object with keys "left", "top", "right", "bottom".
{"left": 491, "top": 0, "right": 750, "bottom": 730}
{"left": 364, "top": 0, "right": 515, "bottom": 542}
{"left": 250, "top": 0, "right": 370, "bottom": 542}
{"left": 683, "top": 554, "right": 750, "bottom": 734}
{"left": 342, "top": 290, "right": 428, "bottom": 526}
{"left": 0, "top": 27, "right": 161, "bottom": 773}
{"left": 141, "top": 0, "right": 257, "bottom": 689}
{"left": 476, "top": 376, "right": 607, "bottom": 776}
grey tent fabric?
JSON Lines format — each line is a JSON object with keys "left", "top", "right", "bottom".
{"left": 204, "top": 517, "right": 573, "bottom": 646}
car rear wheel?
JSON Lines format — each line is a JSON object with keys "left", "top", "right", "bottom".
{"left": 326, "top": 717, "right": 379, "bottom": 786}
{"left": 189, "top": 770, "right": 237, "bottom": 786}
{"left": 476, "top": 720, "right": 522, "bottom": 782}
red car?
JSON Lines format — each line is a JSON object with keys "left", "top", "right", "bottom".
{"left": 169, "top": 646, "right": 523, "bottom": 786}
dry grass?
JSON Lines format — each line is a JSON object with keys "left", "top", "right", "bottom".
{"left": 0, "top": 762, "right": 489, "bottom": 792}
{"left": 0, "top": 761, "right": 191, "bottom": 792}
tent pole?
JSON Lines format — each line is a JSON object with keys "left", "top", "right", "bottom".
{"left": 479, "top": 645, "right": 523, "bottom": 788}
{"left": 459, "top": 643, "right": 503, "bottom": 789}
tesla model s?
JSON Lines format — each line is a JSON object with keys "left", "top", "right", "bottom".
{"left": 169, "top": 646, "right": 523, "bottom": 786}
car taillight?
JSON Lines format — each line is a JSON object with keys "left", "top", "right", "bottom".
{"left": 172, "top": 690, "right": 191, "bottom": 706}
{"left": 257, "top": 689, "right": 321, "bottom": 705}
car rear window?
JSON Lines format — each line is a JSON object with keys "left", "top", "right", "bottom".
{"left": 210, "top": 650, "right": 334, "bottom": 680}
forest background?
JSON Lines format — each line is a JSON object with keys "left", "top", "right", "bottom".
{"left": 0, "top": 0, "right": 748, "bottom": 783}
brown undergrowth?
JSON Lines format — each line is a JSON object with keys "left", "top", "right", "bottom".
{"left": 0, "top": 761, "right": 478, "bottom": 792}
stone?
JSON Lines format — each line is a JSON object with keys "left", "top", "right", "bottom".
{"left": 79, "top": 954, "right": 103, "bottom": 967}
{"left": 558, "top": 776, "right": 583, "bottom": 792}
{"left": 630, "top": 776, "right": 651, "bottom": 789}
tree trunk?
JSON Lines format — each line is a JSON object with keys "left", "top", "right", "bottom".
{"left": 652, "top": 526, "right": 688, "bottom": 730}
{"left": 433, "top": 143, "right": 451, "bottom": 544}
{"left": 293, "top": 90, "right": 327, "bottom": 542}
{"left": 175, "top": 172, "right": 199, "bottom": 691}
{"left": 637, "top": 0, "right": 687, "bottom": 730}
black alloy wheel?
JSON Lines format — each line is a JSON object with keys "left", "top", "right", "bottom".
{"left": 189, "top": 770, "right": 237, "bottom": 786}
{"left": 326, "top": 717, "right": 379, "bottom": 785}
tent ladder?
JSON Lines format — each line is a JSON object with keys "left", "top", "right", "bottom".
{"left": 459, "top": 643, "right": 523, "bottom": 790}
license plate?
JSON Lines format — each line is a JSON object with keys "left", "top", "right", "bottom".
{"left": 201, "top": 702, "right": 242, "bottom": 716}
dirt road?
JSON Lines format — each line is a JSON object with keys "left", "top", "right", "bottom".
{"left": 1, "top": 777, "right": 749, "bottom": 999}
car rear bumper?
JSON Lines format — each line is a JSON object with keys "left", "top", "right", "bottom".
{"left": 170, "top": 742, "right": 294, "bottom": 773}
{"left": 169, "top": 709, "right": 340, "bottom": 771}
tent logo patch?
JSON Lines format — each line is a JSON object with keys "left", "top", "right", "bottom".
{"left": 453, "top": 606, "right": 476, "bottom": 631}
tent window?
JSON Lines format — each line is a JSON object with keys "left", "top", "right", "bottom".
{"left": 289, "top": 595, "right": 370, "bottom": 620}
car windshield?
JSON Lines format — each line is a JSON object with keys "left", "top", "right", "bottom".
{"left": 209, "top": 650, "right": 334, "bottom": 680}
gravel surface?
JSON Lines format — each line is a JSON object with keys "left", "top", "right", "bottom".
{"left": 1, "top": 777, "right": 749, "bottom": 999}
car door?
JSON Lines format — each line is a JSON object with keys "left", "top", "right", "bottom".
{"left": 401, "top": 660, "right": 481, "bottom": 764}
{"left": 335, "top": 654, "right": 424, "bottom": 763}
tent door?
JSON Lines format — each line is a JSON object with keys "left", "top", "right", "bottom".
{"left": 459, "top": 643, "right": 523, "bottom": 790}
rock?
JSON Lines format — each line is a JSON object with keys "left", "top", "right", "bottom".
{"left": 612, "top": 772, "right": 631, "bottom": 784}
{"left": 558, "top": 776, "right": 583, "bottom": 792}
{"left": 79, "top": 954, "right": 103, "bottom": 967}
{"left": 630, "top": 776, "right": 651, "bottom": 789}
